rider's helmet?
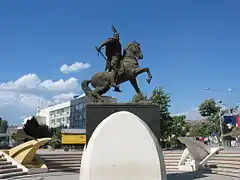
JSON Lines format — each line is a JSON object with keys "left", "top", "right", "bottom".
{"left": 113, "top": 32, "right": 120, "bottom": 39}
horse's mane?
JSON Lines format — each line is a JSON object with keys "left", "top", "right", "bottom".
{"left": 123, "top": 41, "right": 139, "bottom": 58}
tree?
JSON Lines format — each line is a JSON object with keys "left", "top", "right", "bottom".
{"left": 0, "top": 120, "right": 8, "bottom": 133}
{"left": 189, "top": 120, "right": 210, "bottom": 137}
{"left": 23, "top": 116, "right": 53, "bottom": 140}
{"left": 131, "top": 87, "right": 173, "bottom": 146}
{"left": 198, "top": 98, "right": 220, "bottom": 117}
{"left": 131, "top": 94, "right": 148, "bottom": 103}
{"left": 149, "top": 87, "right": 173, "bottom": 141}
{"left": 52, "top": 125, "right": 66, "bottom": 140}
{"left": 171, "top": 115, "right": 190, "bottom": 137}
{"left": 198, "top": 98, "right": 221, "bottom": 136}
{"left": 168, "top": 115, "right": 190, "bottom": 148}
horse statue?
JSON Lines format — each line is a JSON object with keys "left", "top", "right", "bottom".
{"left": 81, "top": 41, "right": 152, "bottom": 102}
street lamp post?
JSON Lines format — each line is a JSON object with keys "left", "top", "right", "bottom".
{"left": 204, "top": 88, "right": 232, "bottom": 147}
{"left": 218, "top": 103, "right": 224, "bottom": 147}
{"left": 217, "top": 101, "right": 235, "bottom": 148}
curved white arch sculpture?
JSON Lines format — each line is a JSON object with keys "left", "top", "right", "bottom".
{"left": 178, "top": 137, "right": 220, "bottom": 171}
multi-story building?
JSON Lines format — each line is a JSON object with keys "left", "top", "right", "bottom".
{"left": 6, "top": 125, "right": 21, "bottom": 135}
{"left": 36, "top": 94, "right": 117, "bottom": 128}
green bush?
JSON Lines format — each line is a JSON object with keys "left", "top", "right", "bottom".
{"left": 49, "top": 135, "right": 61, "bottom": 149}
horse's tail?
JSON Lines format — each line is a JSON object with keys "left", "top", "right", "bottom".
{"left": 81, "top": 80, "right": 92, "bottom": 96}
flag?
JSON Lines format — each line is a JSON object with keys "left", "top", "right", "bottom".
{"left": 236, "top": 115, "right": 240, "bottom": 127}
{"left": 223, "top": 115, "right": 236, "bottom": 126}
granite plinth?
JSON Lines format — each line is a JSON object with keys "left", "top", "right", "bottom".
{"left": 85, "top": 103, "right": 161, "bottom": 145}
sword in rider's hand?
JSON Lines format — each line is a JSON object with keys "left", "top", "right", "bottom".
{"left": 95, "top": 45, "right": 108, "bottom": 61}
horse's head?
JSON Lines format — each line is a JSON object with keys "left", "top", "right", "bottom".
{"left": 123, "top": 41, "right": 143, "bottom": 60}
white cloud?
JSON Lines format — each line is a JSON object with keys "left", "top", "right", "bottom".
{"left": 53, "top": 92, "right": 78, "bottom": 101}
{"left": 60, "top": 62, "right": 91, "bottom": 74}
{"left": 172, "top": 107, "right": 204, "bottom": 120}
{"left": 0, "top": 74, "right": 82, "bottom": 125}
{"left": 0, "top": 74, "right": 79, "bottom": 93}
{"left": 0, "top": 74, "right": 41, "bottom": 92}
{"left": 0, "top": 92, "right": 52, "bottom": 125}
{"left": 41, "top": 77, "right": 79, "bottom": 92}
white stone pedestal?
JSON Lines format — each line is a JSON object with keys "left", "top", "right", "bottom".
{"left": 79, "top": 111, "right": 166, "bottom": 180}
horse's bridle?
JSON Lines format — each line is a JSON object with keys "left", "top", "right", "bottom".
{"left": 123, "top": 41, "right": 141, "bottom": 59}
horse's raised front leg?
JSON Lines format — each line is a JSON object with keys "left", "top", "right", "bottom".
{"left": 134, "top": 67, "right": 152, "bottom": 84}
{"left": 129, "top": 78, "right": 143, "bottom": 97}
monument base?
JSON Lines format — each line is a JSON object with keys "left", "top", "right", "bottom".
{"left": 85, "top": 103, "right": 162, "bottom": 145}
{"left": 80, "top": 111, "right": 166, "bottom": 180}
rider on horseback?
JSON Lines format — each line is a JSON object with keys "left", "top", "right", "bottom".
{"left": 96, "top": 29, "right": 123, "bottom": 92}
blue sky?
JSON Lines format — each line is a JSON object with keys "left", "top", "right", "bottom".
{"left": 0, "top": 1, "right": 240, "bottom": 124}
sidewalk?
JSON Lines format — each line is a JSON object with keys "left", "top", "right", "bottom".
{"left": 6, "top": 172, "right": 79, "bottom": 180}
{"left": 6, "top": 171, "right": 240, "bottom": 180}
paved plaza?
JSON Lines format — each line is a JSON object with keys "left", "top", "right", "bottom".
{"left": 6, "top": 172, "right": 240, "bottom": 180}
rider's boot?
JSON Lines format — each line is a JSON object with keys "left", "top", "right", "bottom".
{"left": 112, "top": 72, "right": 122, "bottom": 92}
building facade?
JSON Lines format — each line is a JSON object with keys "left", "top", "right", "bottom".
{"left": 6, "top": 125, "right": 20, "bottom": 136}
{"left": 36, "top": 94, "right": 117, "bottom": 129}
{"left": 36, "top": 101, "right": 70, "bottom": 128}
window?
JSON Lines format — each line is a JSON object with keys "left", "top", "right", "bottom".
{"left": 57, "top": 118, "right": 61, "bottom": 123}
{"left": 79, "top": 103, "right": 84, "bottom": 110}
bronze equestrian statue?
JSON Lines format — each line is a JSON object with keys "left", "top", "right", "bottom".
{"left": 96, "top": 25, "right": 123, "bottom": 92}
{"left": 81, "top": 41, "right": 152, "bottom": 103}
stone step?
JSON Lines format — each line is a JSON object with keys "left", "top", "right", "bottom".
{"left": 164, "top": 157, "right": 181, "bottom": 161}
{"left": 41, "top": 158, "right": 81, "bottom": 161}
{"left": 211, "top": 157, "right": 240, "bottom": 160}
{"left": 164, "top": 161, "right": 179, "bottom": 165}
{"left": 39, "top": 153, "right": 82, "bottom": 155}
{"left": 0, "top": 171, "right": 27, "bottom": 179}
{"left": 163, "top": 154, "right": 182, "bottom": 157}
{"left": 212, "top": 171, "right": 240, "bottom": 178}
{"left": 40, "top": 155, "right": 81, "bottom": 159}
{"left": 38, "top": 153, "right": 82, "bottom": 157}
{"left": 166, "top": 168, "right": 181, "bottom": 172}
{"left": 220, "top": 151, "right": 240, "bottom": 154}
{"left": 214, "top": 154, "right": 240, "bottom": 157}
{"left": 0, "top": 159, "right": 7, "bottom": 162}
{"left": 163, "top": 150, "right": 183, "bottom": 153}
{"left": 0, "top": 165, "right": 17, "bottom": 170}
{"left": 164, "top": 159, "right": 179, "bottom": 162}
{"left": 166, "top": 170, "right": 182, "bottom": 173}
{"left": 211, "top": 167, "right": 240, "bottom": 175}
{"left": 38, "top": 154, "right": 82, "bottom": 157}
{"left": 208, "top": 160, "right": 240, "bottom": 165}
{"left": 165, "top": 165, "right": 178, "bottom": 169}
{"left": 0, "top": 161, "right": 11, "bottom": 165}
{"left": 164, "top": 156, "right": 181, "bottom": 158}
{"left": 163, "top": 153, "right": 182, "bottom": 156}
{"left": 164, "top": 162, "right": 178, "bottom": 166}
{"left": 207, "top": 163, "right": 240, "bottom": 169}
{"left": 46, "top": 161, "right": 81, "bottom": 165}
{"left": 43, "top": 158, "right": 82, "bottom": 162}
{"left": 47, "top": 164, "right": 81, "bottom": 168}
{"left": 216, "top": 164, "right": 240, "bottom": 169}
{"left": 48, "top": 167, "right": 80, "bottom": 173}
{"left": 0, "top": 167, "right": 22, "bottom": 174}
